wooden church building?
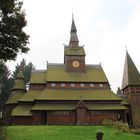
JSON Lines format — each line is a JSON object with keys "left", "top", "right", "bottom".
{"left": 6, "top": 18, "right": 140, "bottom": 126}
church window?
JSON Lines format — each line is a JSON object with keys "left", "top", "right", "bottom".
{"left": 61, "top": 83, "right": 65, "bottom": 87}
{"left": 99, "top": 84, "right": 103, "bottom": 87}
{"left": 54, "top": 111, "right": 57, "bottom": 115}
{"left": 51, "top": 83, "right": 56, "bottom": 87}
{"left": 71, "top": 83, "right": 75, "bottom": 87}
{"left": 80, "top": 83, "right": 85, "bottom": 87}
{"left": 90, "top": 83, "right": 95, "bottom": 87}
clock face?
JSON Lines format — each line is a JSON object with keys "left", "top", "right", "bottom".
{"left": 72, "top": 61, "right": 80, "bottom": 68}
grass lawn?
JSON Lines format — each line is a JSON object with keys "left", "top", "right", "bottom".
{"left": 2, "top": 125, "right": 140, "bottom": 140}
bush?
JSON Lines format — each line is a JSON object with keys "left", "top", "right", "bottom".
{"left": 101, "top": 119, "right": 130, "bottom": 133}
{"left": 114, "top": 121, "right": 130, "bottom": 133}
{"left": 130, "top": 128, "right": 140, "bottom": 135}
{"left": 101, "top": 119, "right": 115, "bottom": 126}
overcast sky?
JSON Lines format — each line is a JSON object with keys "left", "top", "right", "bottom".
{"left": 7, "top": 0, "right": 140, "bottom": 92}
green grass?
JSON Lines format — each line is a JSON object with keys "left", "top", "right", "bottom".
{"left": 2, "top": 125, "right": 140, "bottom": 140}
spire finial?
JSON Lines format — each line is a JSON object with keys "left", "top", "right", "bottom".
{"left": 125, "top": 45, "right": 127, "bottom": 51}
{"left": 72, "top": 7, "right": 74, "bottom": 20}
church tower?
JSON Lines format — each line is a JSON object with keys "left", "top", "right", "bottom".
{"left": 6, "top": 69, "right": 26, "bottom": 125}
{"left": 64, "top": 18, "right": 86, "bottom": 72}
{"left": 121, "top": 51, "right": 140, "bottom": 126}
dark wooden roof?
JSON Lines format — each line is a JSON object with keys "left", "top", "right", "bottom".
{"left": 121, "top": 51, "right": 140, "bottom": 89}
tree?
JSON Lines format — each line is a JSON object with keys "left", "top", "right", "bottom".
{"left": 0, "top": 62, "right": 14, "bottom": 112}
{"left": 12, "top": 58, "right": 35, "bottom": 84}
{"left": 0, "top": 0, "right": 29, "bottom": 61}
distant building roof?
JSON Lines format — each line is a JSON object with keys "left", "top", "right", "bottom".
{"left": 121, "top": 51, "right": 140, "bottom": 89}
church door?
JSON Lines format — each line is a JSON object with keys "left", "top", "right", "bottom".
{"left": 41, "top": 111, "right": 47, "bottom": 125}
{"left": 76, "top": 108, "right": 86, "bottom": 125}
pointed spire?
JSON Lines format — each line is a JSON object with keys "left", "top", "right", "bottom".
{"left": 71, "top": 16, "right": 77, "bottom": 33}
{"left": 121, "top": 50, "right": 140, "bottom": 89}
{"left": 12, "top": 70, "right": 26, "bottom": 91}
{"left": 69, "top": 15, "right": 79, "bottom": 48}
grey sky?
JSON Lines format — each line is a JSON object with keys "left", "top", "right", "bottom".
{"left": 7, "top": 0, "right": 140, "bottom": 92}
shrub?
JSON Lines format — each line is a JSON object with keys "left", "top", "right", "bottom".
{"left": 114, "top": 121, "right": 130, "bottom": 133}
{"left": 101, "top": 119, "right": 115, "bottom": 126}
{"left": 101, "top": 119, "right": 130, "bottom": 133}
{"left": 130, "top": 128, "right": 140, "bottom": 135}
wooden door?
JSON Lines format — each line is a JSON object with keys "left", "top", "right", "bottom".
{"left": 76, "top": 108, "right": 86, "bottom": 124}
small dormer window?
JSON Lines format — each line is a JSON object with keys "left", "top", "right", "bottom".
{"left": 51, "top": 83, "right": 56, "bottom": 87}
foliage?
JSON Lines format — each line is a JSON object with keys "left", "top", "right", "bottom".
{"left": 4, "top": 126, "right": 140, "bottom": 140}
{"left": 101, "top": 118, "right": 115, "bottom": 126}
{"left": 0, "top": 0, "right": 29, "bottom": 61}
{"left": 0, "top": 127, "right": 6, "bottom": 140}
{"left": 130, "top": 128, "right": 140, "bottom": 135}
{"left": 0, "top": 62, "right": 14, "bottom": 112}
{"left": 12, "top": 58, "right": 35, "bottom": 84}
{"left": 114, "top": 121, "right": 130, "bottom": 133}
{"left": 101, "top": 119, "right": 130, "bottom": 133}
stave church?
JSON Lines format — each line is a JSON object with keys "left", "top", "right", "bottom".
{"left": 6, "top": 18, "right": 140, "bottom": 126}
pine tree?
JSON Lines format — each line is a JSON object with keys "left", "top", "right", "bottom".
{"left": 12, "top": 58, "right": 35, "bottom": 84}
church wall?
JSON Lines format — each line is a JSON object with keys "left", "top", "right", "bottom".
{"left": 130, "top": 93, "right": 140, "bottom": 126}
{"left": 123, "top": 86, "right": 140, "bottom": 96}
{"left": 122, "top": 85, "right": 140, "bottom": 126}
{"left": 47, "top": 111, "right": 76, "bottom": 125}
{"left": 90, "top": 113, "right": 117, "bottom": 124}
{"left": 33, "top": 111, "right": 41, "bottom": 125}
{"left": 12, "top": 116, "right": 33, "bottom": 125}
{"left": 30, "top": 84, "right": 46, "bottom": 90}
{"left": 65, "top": 56, "right": 86, "bottom": 72}
{"left": 47, "top": 115, "right": 76, "bottom": 125}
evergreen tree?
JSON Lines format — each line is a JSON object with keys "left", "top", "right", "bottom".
{"left": 12, "top": 58, "right": 35, "bottom": 84}
{"left": 0, "top": 62, "right": 14, "bottom": 112}
{"left": 0, "top": 0, "right": 29, "bottom": 61}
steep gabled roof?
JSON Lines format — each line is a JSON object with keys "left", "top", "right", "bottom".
{"left": 70, "top": 18, "right": 79, "bottom": 42}
{"left": 6, "top": 91, "right": 25, "bottom": 105}
{"left": 6, "top": 70, "right": 26, "bottom": 105}
{"left": 121, "top": 51, "right": 140, "bottom": 89}
{"left": 12, "top": 70, "right": 26, "bottom": 91}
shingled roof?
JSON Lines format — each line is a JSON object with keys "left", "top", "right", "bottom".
{"left": 6, "top": 70, "right": 26, "bottom": 105}
{"left": 36, "top": 89, "right": 122, "bottom": 101}
{"left": 46, "top": 64, "right": 108, "bottom": 82}
{"left": 64, "top": 46, "right": 85, "bottom": 56}
{"left": 121, "top": 51, "right": 140, "bottom": 89}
